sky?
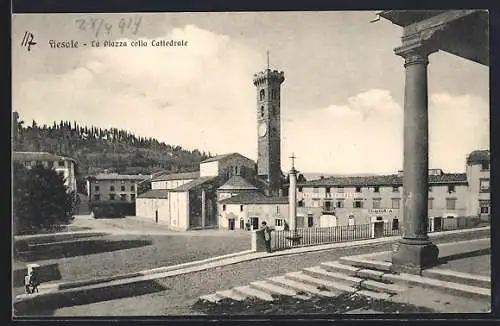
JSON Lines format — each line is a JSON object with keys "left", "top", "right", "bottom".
{"left": 12, "top": 11, "right": 489, "bottom": 175}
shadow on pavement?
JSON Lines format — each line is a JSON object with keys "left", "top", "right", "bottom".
{"left": 437, "top": 247, "right": 491, "bottom": 265}
{"left": 14, "top": 279, "right": 170, "bottom": 317}
{"left": 16, "top": 238, "right": 153, "bottom": 262}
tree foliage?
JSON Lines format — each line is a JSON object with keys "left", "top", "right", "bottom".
{"left": 13, "top": 114, "right": 211, "bottom": 179}
{"left": 13, "top": 163, "right": 75, "bottom": 235}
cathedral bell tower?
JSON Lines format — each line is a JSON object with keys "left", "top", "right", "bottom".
{"left": 253, "top": 54, "right": 285, "bottom": 196}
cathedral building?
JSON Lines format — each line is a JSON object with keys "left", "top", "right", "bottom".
{"left": 135, "top": 64, "right": 288, "bottom": 231}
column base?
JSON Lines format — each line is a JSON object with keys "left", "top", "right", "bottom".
{"left": 391, "top": 239, "right": 439, "bottom": 275}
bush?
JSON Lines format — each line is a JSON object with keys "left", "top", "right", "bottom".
{"left": 13, "top": 163, "right": 75, "bottom": 235}
{"left": 89, "top": 201, "right": 135, "bottom": 218}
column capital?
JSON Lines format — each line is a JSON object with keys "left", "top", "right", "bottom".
{"left": 394, "top": 29, "right": 441, "bottom": 67}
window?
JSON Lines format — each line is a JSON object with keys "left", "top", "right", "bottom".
{"left": 337, "top": 187, "right": 344, "bottom": 193}
{"left": 275, "top": 218, "right": 283, "bottom": 227}
{"left": 392, "top": 198, "right": 400, "bottom": 209}
{"left": 355, "top": 186, "right": 361, "bottom": 193}
{"left": 260, "top": 106, "right": 264, "bottom": 118}
{"left": 276, "top": 206, "right": 280, "bottom": 213}
{"left": 121, "top": 185, "right": 126, "bottom": 191}
{"left": 272, "top": 106, "right": 276, "bottom": 115}
{"left": 298, "top": 186, "right": 303, "bottom": 192}
{"left": 110, "top": 185, "right": 115, "bottom": 191}
{"left": 324, "top": 201, "right": 332, "bottom": 211}
{"left": 298, "top": 200, "right": 304, "bottom": 207}
{"left": 271, "top": 89, "right": 277, "bottom": 100}
{"left": 223, "top": 204, "right": 226, "bottom": 211}
{"left": 446, "top": 198, "right": 457, "bottom": 210}
{"left": 312, "top": 187, "right": 319, "bottom": 193}
{"left": 58, "top": 160, "right": 65, "bottom": 167}
{"left": 35, "top": 160, "right": 42, "bottom": 166}
{"left": 373, "top": 186, "right": 380, "bottom": 193}
{"left": 326, "top": 187, "right": 330, "bottom": 193}
{"left": 481, "top": 161, "right": 490, "bottom": 171}
{"left": 392, "top": 186, "right": 399, "bottom": 192}
{"left": 372, "top": 199, "right": 381, "bottom": 209}
{"left": 240, "top": 205, "right": 244, "bottom": 212}
{"left": 47, "top": 161, "right": 54, "bottom": 168}
{"left": 24, "top": 161, "right": 31, "bottom": 168}
{"left": 58, "top": 171, "right": 65, "bottom": 178}
{"left": 94, "top": 186, "right": 100, "bottom": 191}
{"left": 480, "top": 179, "right": 490, "bottom": 193}
{"left": 259, "top": 89, "right": 265, "bottom": 101}
{"left": 312, "top": 199, "right": 321, "bottom": 207}
{"left": 94, "top": 194, "right": 101, "bottom": 201}
{"left": 448, "top": 185, "right": 455, "bottom": 193}
{"left": 428, "top": 198, "right": 434, "bottom": 209}
{"left": 353, "top": 200, "right": 363, "bottom": 209}
{"left": 130, "top": 185, "right": 135, "bottom": 191}
{"left": 120, "top": 194, "right": 127, "bottom": 201}
{"left": 480, "top": 206, "right": 489, "bottom": 214}
{"left": 336, "top": 200, "right": 344, "bottom": 208}
{"left": 130, "top": 194, "right": 135, "bottom": 200}
{"left": 109, "top": 194, "right": 116, "bottom": 200}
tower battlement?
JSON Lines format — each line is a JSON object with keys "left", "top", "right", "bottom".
{"left": 253, "top": 69, "right": 285, "bottom": 86}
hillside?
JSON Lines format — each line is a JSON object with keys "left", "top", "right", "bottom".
{"left": 13, "top": 114, "right": 211, "bottom": 179}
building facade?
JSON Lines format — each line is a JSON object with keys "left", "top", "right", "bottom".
{"left": 86, "top": 173, "right": 149, "bottom": 202}
{"left": 13, "top": 151, "right": 78, "bottom": 198}
{"left": 465, "top": 150, "right": 491, "bottom": 220}
{"left": 218, "top": 192, "right": 289, "bottom": 231}
{"left": 293, "top": 152, "right": 490, "bottom": 228}
{"left": 135, "top": 153, "right": 256, "bottom": 231}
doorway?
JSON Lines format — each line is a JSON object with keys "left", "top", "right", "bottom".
{"left": 434, "top": 217, "right": 442, "bottom": 232}
{"left": 307, "top": 214, "right": 314, "bottom": 228}
{"left": 228, "top": 218, "right": 235, "bottom": 230}
{"left": 251, "top": 217, "right": 259, "bottom": 230}
{"left": 240, "top": 218, "right": 245, "bottom": 230}
{"left": 155, "top": 210, "right": 158, "bottom": 224}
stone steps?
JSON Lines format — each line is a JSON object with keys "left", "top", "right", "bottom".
{"left": 197, "top": 250, "right": 491, "bottom": 308}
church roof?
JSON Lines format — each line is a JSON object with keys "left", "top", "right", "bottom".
{"left": 219, "top": 191, "right": 289, "bottom": 205}
{"left": 153, "top": 171, "right": 200, "bottom": 181}
{"left": 137, "top": 189, "right": 169, "bottom": 199}
{"left": 170, "top": 176, "right": 218, "bottom": 192}
{"left": 218, "top": 176, "right": 258, "bottom": 191}
{"left": 200, "top": 152, "right": 254, "bottom": 164}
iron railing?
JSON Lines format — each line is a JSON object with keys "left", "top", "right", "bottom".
{"left": 272, "top": 224, "right": 372, "bottom": 250}
{"left": 271, "top": 216, "right": 489, "bottom": 251}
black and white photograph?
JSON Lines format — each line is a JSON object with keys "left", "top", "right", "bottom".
{"left": 11, "top": 9, "right": 491, "bottom": 317}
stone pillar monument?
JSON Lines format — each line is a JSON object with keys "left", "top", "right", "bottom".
{"left": 287, "top": 154, "right": 302, "bottom": 244}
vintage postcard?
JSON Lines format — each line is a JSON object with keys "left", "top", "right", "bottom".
{"left": 12, "top": 10, "right": 491, "bottom": 317}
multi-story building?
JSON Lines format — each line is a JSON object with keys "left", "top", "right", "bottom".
{"left": 13, "top": 151, "right": 78, "bottom": 198}
{"left": 86, "top": 173, "right": 149, "bottom": 203}
{"left": 294, "top": 151, "right": 490, "bottom": 228}
{"left": 465, "top": 150, "right": 491, "bottom": 221}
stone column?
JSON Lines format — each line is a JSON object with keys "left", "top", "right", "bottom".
{"left": 391, "top": 46, "right": 439, "bottom": 274}
{"left": 201, "top": 189, "right": 206, "bottom": 227}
